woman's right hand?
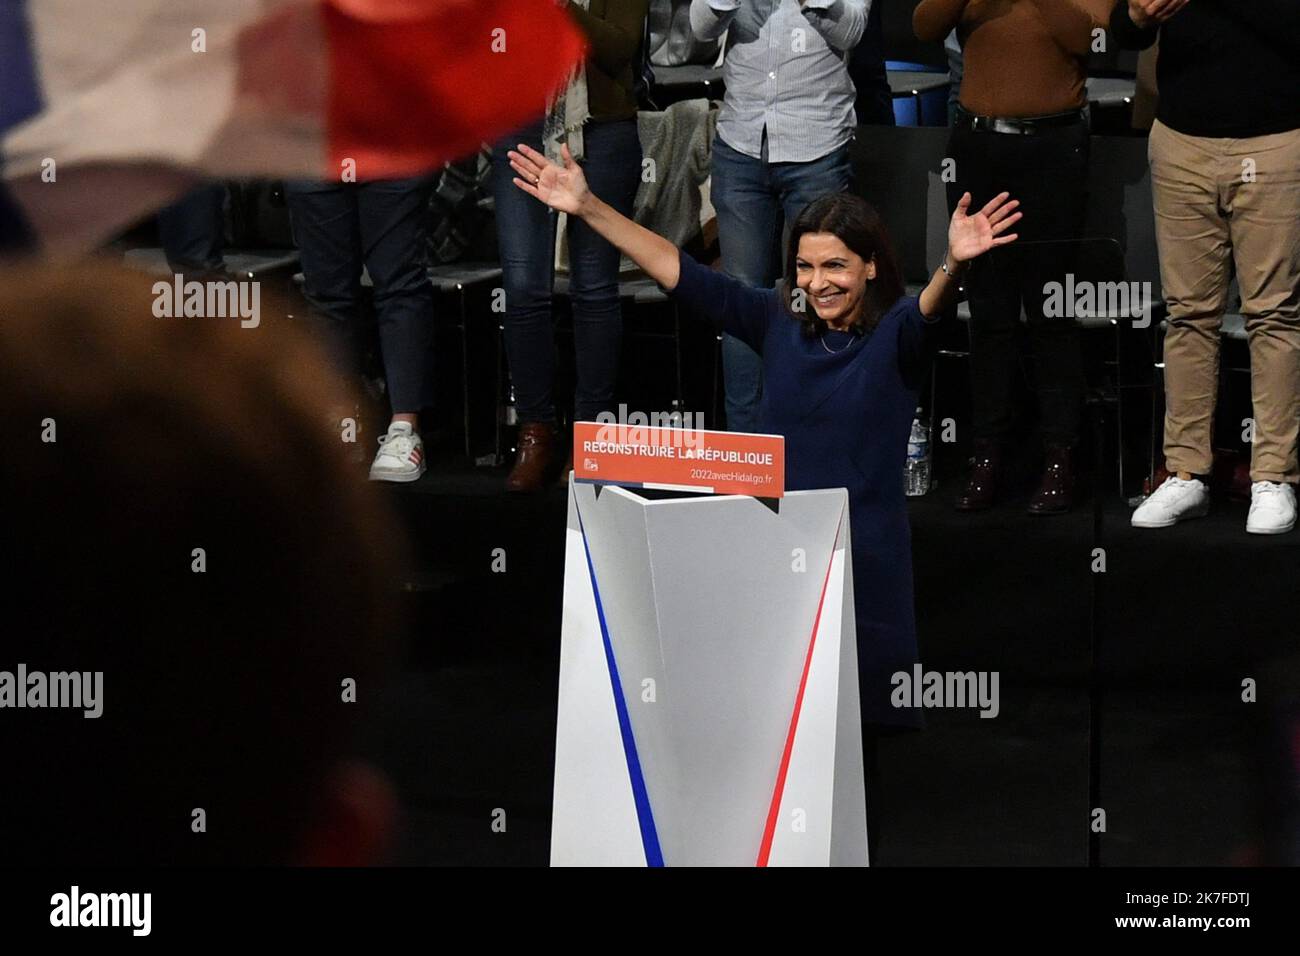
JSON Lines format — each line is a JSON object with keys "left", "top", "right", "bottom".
{"left": 508, "top": 142, "right": 592, "bottom": 217}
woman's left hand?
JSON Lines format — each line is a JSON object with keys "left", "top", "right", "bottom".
{"left": 948, "top": 191, "right": 1022, "bottom": 263}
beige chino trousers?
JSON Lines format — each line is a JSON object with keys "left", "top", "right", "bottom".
{"left": 1149, "top": 119, "right": 1300, "bottom": 482}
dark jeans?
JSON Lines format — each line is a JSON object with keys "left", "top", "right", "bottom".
{"left": 710, "top": 132, "right": 854, "bottom": 433}
{"left": 947, "top": 117, "right": 1089, "bottom": 446}
{"left": 491, "top": 117, "right": 642, "bottom": 425}
{"left": 286, "top": 177, "right": 435, "bottom": 415}
{"left": 158, "top": 183, "right": 226, "bottom": 276}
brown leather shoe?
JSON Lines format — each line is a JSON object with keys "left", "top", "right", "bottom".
{"left": 1028, "top": 444, "right": 1075, "bottom": 515}
{"left": 955, "top": 439, "right": 1000, "bottom": 512}
{"left": 505, "top": 422, "right": 559, "bottom": 492}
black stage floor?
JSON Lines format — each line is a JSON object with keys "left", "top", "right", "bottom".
{"left": 354, "top": 453, "right": 1300, "bottom": 866}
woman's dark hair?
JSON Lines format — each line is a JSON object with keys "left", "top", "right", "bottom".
{"left": 780, "top": 192, "right": 905, "bottom": 338}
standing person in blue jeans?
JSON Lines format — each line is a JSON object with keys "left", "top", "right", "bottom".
{"left": 286, "top": 176, "right": 436, "bottom": 482}
{"left": 690, "top": 0, "right": 865, "bottom": 432}
{"left": 491, "top": 0, "right": 648, "bottom": 492}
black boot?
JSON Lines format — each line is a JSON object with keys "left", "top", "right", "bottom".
{"left": 1028, "top": 444, "right": 1075, "bottom": 515}
{"left": 955, "top": 439, "right": 1001, "bottom": 512}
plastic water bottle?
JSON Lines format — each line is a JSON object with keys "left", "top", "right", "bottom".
{"left": 667, "top": 400, "right": 684, "bottom": 429}
{"left": 905, "top": 410, "right": 931, "bottom": 497}
{"left": 504, "top": 385, "right": 518, "bottom": 427}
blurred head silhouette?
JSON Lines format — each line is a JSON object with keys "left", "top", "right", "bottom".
{"left": 0, "top": 261, "right": 404, "bottom": 865}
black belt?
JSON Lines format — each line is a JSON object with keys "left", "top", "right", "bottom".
{"left": 955, "top": 106, "right": 1087, "bottom": 135}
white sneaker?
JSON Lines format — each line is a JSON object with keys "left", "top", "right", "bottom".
{"left": 1246, "top": 481, "right": 1296, "bottom": 535}
{"left": 1131, "top": 475, "right": 1209, "bottom": 528}
{"left": 369, "top": 421, "right": 425, "bottom": 482}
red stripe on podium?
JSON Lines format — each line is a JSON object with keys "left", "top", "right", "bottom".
{"left": 756, "top": 505, "right": 844, "bottom": 867}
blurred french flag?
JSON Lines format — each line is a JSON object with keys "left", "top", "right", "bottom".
{"left": 0, "top": 0, "right": 585, "bottom": 255}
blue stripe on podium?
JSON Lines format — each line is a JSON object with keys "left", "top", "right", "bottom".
{"left": 575, "top": 500, "right": 665, "bottom": 867}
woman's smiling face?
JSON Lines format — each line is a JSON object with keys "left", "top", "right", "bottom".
{"left": 794, "top": 232, "right": 876, "bottom": 330}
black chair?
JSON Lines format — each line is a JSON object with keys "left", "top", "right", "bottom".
{"left": 649, "top": 64, "right": 724, "bottom": 108}
{"left": 850, "top": 124, "right": 951, "bottom": 288}
{"left": 1011, "top": 236, "right": 1157, "bottom": 499}
{"left": 1082, "top": 133, "right": 1167, "bottom": 497}
{"left": 851, "top": 124, "right": 965, "bottom": 474}
{"left": 124, "top": 247, "right": 301, "bottom": 283}
{"left": 425, "top": 263, "right": 505, "bottom": 462}
{"left": 550, "top": 271, "right": 687, "bottom": 429}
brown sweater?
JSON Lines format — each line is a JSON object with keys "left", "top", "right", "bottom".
{"left": 565, "top": 0, "right": 649, "bottom": 122}
{"left": 914, "top": 0, "right": 1111, "bottom": 118}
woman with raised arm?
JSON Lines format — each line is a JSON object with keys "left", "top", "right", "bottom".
{"left": 509, "top": 141, "right": 1020, "bottom": 846}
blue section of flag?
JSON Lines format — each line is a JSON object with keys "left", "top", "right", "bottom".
{"left": 575, "top": 499, "right": 664, "bottom": 867}
{"left": 0, "top": 0, "right": 43, "bottom": 136}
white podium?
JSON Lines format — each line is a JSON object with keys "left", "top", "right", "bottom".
{"left": 551, "top": 481, "right": 868, "bottom": 866}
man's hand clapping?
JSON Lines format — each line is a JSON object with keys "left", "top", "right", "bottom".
{"left": 1128, "top": 0, "right": 1190, "bottom": 29}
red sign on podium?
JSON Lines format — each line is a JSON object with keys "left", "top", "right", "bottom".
{"left": 572, "top": 421, "right": 785, "bottom": 497}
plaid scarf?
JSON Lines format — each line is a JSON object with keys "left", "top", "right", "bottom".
{"left": 542, "top": 0, "right": 590, "bottom": 164}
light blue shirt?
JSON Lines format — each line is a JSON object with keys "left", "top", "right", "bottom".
{"left": 690, "top": 0, "right": 868, "bottom": 163}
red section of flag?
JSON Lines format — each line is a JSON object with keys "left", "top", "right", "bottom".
{"left": 323, "top": 0, "right": 587, "bottom": 178}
